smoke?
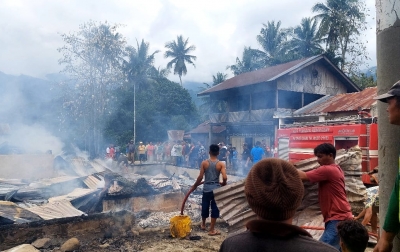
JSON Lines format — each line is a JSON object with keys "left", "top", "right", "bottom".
{"left": 1, "top": 123, "right": 64, "bottom": 155}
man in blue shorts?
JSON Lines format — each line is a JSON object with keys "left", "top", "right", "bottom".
{"left": 191, "top": 144, "right": 227, "bottom": 236}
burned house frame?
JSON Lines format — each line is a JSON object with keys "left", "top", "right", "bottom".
{"left": 197, "top": 55, "right": 360, "bottom": 153}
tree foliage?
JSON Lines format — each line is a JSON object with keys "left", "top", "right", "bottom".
{"left": 226, "top": 0, "right": 370, "bottom": 77}
{"left": 164, "top": 35, "right": 197, "bottom": 86}
{"left": 198, "top": 72, "right": 228, "bottom": 120}
{"left": 58, "top": 21, "right": 126, "bottom": 158}
{"left": 255, "top": 21, "right": 289, "bottom": 66}
{"left": 104, "top": 78, "right": 199, "bottom": 145}
{"left": 312, "top": 0, "right": 368, "bottom": 74}
{"left": 123, "top": 39, "right": 160, "bottom": 90}
{"left": 351, "top": 72, "right": 376, "bottom": 90}
{"left": 284, "top": 18, "right": 324, "bottom": 59}
{"left": 227, "top": 47, "right": 265, "bottom": 76}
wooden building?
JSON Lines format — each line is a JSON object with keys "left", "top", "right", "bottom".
{"left": 197, "top": 55, "right": 360, "bottom": 153}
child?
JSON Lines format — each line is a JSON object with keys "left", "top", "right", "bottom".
{"left": 337, "top": 220, "right": 369, "bottom": 252}
{"left": 191, "top": 144, "right": 227, "bottom": 236}
{"left": 297, "top": 143, "right": 352, "bottom": 250}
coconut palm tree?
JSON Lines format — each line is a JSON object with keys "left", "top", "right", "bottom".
{"left": 123, "top": 39, "right": 159, "bottom": 145}
{"left": 227, "top": 47, "right": 264, "bottom": 76}
{"left": 284, "top": 18, "right": 324, "bottom": 59}
{"left": 198, "top": 72, "right": 228, "bottom": 119}
{"left": 255, "top": 21, "right": 289, "bottom": 66}
{"left": 312, "top": 0, "right": 364, "bottom": 70}
{"left": 124, "top": 39, "right": 159, "bottom": 90}
{"left": 164, "top": 35, "right": 196, "bottom": 86}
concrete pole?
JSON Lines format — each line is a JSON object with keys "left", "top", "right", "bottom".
{"left": 376, "top": 1, "right": 400, "bottom": 249}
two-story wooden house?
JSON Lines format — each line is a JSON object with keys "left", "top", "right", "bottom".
{"left": 197, "top": 55, "right": 360, "bottom": 153}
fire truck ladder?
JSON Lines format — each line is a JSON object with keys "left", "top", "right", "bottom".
{"left": 359, "top": 124, "right": 371, "bottom": 172}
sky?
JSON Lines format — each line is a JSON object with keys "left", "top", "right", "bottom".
{"left": 0, "top": 0, "right": 377, "bottom": 84}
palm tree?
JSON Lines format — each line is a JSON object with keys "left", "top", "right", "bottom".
{"left": 312, "top": 0, "right": 364, "bottom": 70}
{"left": 227, "top": 47, "right": 264, "bottom": 76}
{"left": 164, "top": 35, "right": 197, "bottom": 86}
{"left": 199, "top": 72, "right": 228, "bottom": 119}
{"left": 255, "top": 21, "right": 289, "bottom": 66}
{"left": 284, "top": 18, "right": 324, "bottom": 58}
{"left": 124, "top": 39, "right": 159, "bottom": 90}
{"left": 123, "top": 39, "right": 159, "bottom": 145}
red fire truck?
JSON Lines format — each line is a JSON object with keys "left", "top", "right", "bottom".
{"left": 276, "top": 119, "right": 378, "bottom": 185}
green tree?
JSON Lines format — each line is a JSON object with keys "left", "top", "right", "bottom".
{"left": 312, "top": 0, "right": 367, "bottom": 73}
{"left": 58, "top": 21, "right": 126, "bottom": 158}
{"left": 351, "top": 72, "right": 376, "bottom": 90}
{"left": 285, "top": 18, "right": 324, "bottom": 59}
{"left": 255, "top": 21, "right": 289, "bottom": 66}
{"left": 122, "top": 39, "right": 160, "bottom": 145}
{"left": 124, "top": 39, "right": 160, "bottom": 90}
{"left": 227, "top": 47, "right": 264, "bottom": 76}
{"left": 164, "top": 35, "right": 197, "bottom": 86}
{"left": 199, "top": 72, "right": 228, "bottom": 120}
{"left": 105, "top": 79, "right": 199, "bottom": 144}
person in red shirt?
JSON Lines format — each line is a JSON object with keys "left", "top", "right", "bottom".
{"left": 297, "top": 143, "right": 352, "bottom": 250}
{"left": 108, "top": 144, "right": 115, "bottom": 159}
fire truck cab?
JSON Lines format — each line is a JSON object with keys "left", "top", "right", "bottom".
{"left": 276, "top": 119, "right": 378, "bottom": 185}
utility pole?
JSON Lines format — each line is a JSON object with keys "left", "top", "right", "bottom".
{"left": 133, "top": 83, "right": 136, "bottom": 146}
{"left": 376, "top": 1, "right": 400, "bottom": 250}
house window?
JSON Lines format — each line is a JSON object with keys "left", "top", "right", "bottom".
{"left": 278, "top": 90, "right": 302, "bottom": 109}
{"left": 231, "top": 95, "right": 250, "bottom": 111}
{"left": 252, "top": 91, "right": 275, "bottom": 109}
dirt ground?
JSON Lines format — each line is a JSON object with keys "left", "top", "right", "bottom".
{"left": 40, "top": 221, "right": 375, "bottom": 252}
{"left": 73, "top": 222, "right": 229, "bottom": 252}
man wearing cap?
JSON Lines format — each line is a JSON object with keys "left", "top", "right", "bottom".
{"left": 219, "top": 158, "right": 337, "bottom": 252}
{"left": 138, "top": 142, "right": 146, "bottom": 164}
{"left": 373, "top": 81, "right": 400, "bottom": 252}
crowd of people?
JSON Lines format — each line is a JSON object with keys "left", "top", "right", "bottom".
{"left": 105, "top": 140, "right": 208, "bottom": 168}
{"left": 105, "top": 138, "right": 277, "bottom": 175}
{"left": 100, "top": 81, "right": 400, "bottom": 251}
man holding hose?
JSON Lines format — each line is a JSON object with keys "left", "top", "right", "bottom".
{"left": 191, "top": 144, "right": 227, "bottom": 236}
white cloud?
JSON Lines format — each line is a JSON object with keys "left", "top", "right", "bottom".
{"left": 0, "top": 0, "right": 377, "bottom": 83}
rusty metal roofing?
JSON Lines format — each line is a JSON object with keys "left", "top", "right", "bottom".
{"left": 28, "top": 200, "right": 86, "bottom": 220}
{"left": 198, "top": 55, "right": 359, "bottom": 96}
{"left": 188, "top": 121, "right": 226, "bottom": 134}
{"left": 294, "top": 87, "right": 377, "bottom": 115}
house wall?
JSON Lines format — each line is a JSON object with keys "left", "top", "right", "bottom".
{"left": 277, "top": 63, "right": 347, "bottom": 95}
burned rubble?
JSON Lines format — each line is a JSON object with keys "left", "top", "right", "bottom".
{"left": 0, "top": 151, "right": 244, "bottom": 251}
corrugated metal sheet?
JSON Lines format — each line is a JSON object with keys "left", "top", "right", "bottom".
{"left": 48, "top": 188, "right": 99, "bottom": 202}
{"left": 0, "top": 201, "right": 43, "bottom": 224}
{"left": 188, "top": 121, "right": 226, "bottom": 134}
{"left": 28, "top": 200, "right": 86, "bottom": 220}
{"left": 295, "top": 87, "right": 377, "bottom": 115}
{"left": 199, "top": 57, "right": 311, "bottom": 95}
{"left": 199, "top": 55, "right": 359, "bottom": 96}
{"left": 28, "top": 176, "right": 79, "bottom": 188}
{"left": 215, "top": 148, "right": 366, "bottom": 237}
{"left": 84, "top": 175, "right": 103, "bottom": 189}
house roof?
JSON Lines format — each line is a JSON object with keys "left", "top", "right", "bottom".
{"left": 188, "top": 121, "right": 226, "bottom": 134}
{"left": 293, "top": 87, "right": 377, "bottom": 116}
{"left": 198, "top": 55, "right": 360, "bottom": 96}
